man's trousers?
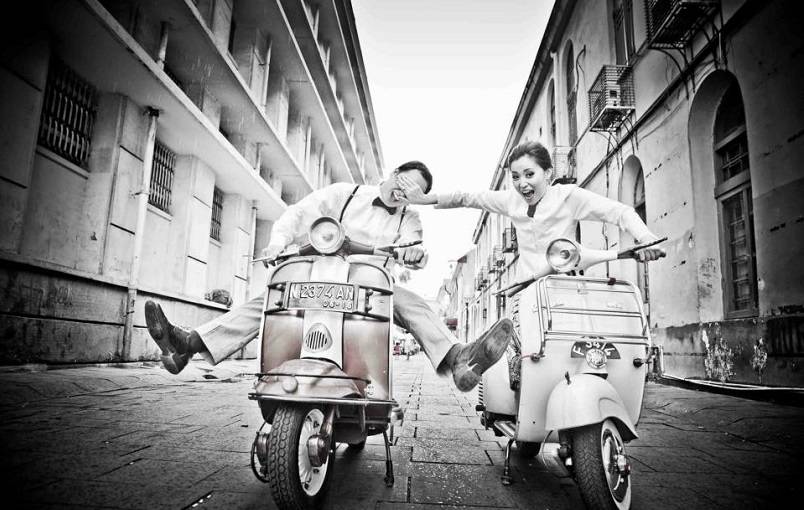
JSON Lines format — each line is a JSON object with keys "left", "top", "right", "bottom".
{"left": 195, "top": 285, "right": 456, "bottom": 371}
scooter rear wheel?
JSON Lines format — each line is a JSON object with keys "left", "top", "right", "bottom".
{"left": 572, "top": 419, "right": 631, "bottom": 510}
{"left": 266, "top": 404, "right": 333, "bottom": 509}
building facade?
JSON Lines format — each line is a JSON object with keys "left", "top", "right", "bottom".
{"left": 0, "top": 0, "right": 382, "bottom": 363}
{"left": 447, "top": 0, "right": 804, "bottom": 386}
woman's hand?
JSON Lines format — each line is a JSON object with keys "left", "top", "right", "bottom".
{"left": 397, "top": 174, "right": 436, "bottom": 205}
{"left": 635, "top": 247, "right": 665, "bottom": 262}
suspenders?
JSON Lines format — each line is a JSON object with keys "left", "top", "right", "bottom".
{"left": 338, "top": 186, "right": 408, "bottom": 268}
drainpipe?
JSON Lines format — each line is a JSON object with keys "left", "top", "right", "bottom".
{"left": 122, "top": 107, "right": 160, "bottom": 360}
{"left": 245, "top": 202, "right": 258, "bottom": 300}
{"left": 156, "top": 22, "right": 170, "bottom": 69}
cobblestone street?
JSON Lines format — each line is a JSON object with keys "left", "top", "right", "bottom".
{"left": 1, "top": 354, "right": 802, "bottom": 509}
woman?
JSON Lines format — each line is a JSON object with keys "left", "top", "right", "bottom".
{"left": 397, "top": 140, "right": 664, "bottom": 281}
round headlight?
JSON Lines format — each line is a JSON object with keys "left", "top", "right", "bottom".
{"left": 546, "top": 238, "right": 580, "bottom": 272}
{"left": 309, "top": 217, "right": 345, "bottom": 254}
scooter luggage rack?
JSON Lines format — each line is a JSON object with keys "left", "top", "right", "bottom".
{"left": 263, "top": 281, "right": 393, "bottom": 321}
{"left": 536, "top": 275, "right": 650, "bottom": 341}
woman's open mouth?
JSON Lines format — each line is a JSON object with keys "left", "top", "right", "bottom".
{"left": 391, "top": 189, "right": 406, "bottom": 202}
{"left": 520, "top": 189, "right": 535, "bottom": 200}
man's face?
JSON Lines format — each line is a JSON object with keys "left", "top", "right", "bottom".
{"left": 510, "top": 155, "right": 551, "bottom": 205}
{"left": 384, "top": 170, "right": 428, "bottom": 206}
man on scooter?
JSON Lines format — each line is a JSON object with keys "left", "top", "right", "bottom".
{"left": 143, "top": 161, "right": 513, "bottom": 392}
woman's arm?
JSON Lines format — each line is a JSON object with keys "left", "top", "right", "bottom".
{"left": 569, "top": 186, "right": 665, "bottom": 261}
{"left": 397, "top": 174, "right": 510, "bottom": 215}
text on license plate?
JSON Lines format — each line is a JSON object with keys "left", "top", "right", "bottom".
{"left": 570, "top": 340, "right": 621, "bottom": 359}
{"left": 288, "top": 283, "right": 356, "bottom": 311}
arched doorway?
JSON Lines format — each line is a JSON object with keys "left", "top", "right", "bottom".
{"left": 619, "top": 155, "right": 649, "bottom": 311}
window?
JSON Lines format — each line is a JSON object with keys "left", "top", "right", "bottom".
{"left": 210, "top": 187, "right": 223, "bottom": 241}
{"left": 565, "top": 43, "right": 578, "bottom": 145}
{"left": 149, "top": 140, "right": 176, "bottom": 213}
{"left": 548, "top": 80, "right": 556, "bottom": 146}
{"left": 612, "top": 0, "right": 635, "bottom": 64}
{"left": 714, "top": 83, "right": 757, "bottom": 316}
{"left": 38, "top": 58, "right": 98, "bottom": 168}
{"left": 228, "top": 17, "right": 237, "bottom": 55}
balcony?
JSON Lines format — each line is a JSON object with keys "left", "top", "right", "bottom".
{"left": 552, "top": 146, "right": 577, "bottom": 184}
{"left": 502, "top": 227, "right": 518, "bottom": 253}
{"left": 588, "top": 65, "right": 635, "bottom": 132}
{"left": 475, "top": 267, "right": 489, "bottom": 290}
{"left": 645, "top": 0, "right": 719, "bottom": 49}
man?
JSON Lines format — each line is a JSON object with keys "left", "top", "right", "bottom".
{"left": 144, "top": 161, "right": 513, "bottom": 392}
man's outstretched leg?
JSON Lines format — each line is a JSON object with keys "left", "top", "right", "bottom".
{"left": 393, "top": 286, "right": 513, "bottom": 391}
{"left": 144, "top": 296, "right": 264, "bottom": 374}
{"left": 144, "top": 301, "right": 204, "bottom": 374}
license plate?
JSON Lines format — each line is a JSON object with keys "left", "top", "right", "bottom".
{"left": 287, "top": 282, "right": 357, "bottom": 312}
{"left": 570, "top": 340, "right": 620, "bottom": 359}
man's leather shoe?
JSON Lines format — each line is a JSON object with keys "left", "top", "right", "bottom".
{"left": 452, "top": 318, "right": 514, "bottom": 392}
{"left": 144, "top": 300, "right": 196, "bottom": 374}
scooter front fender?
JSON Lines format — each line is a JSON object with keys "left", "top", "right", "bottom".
{"left": 544, "top": 373, "right": 638, "bottom": 441}
{"left": 253, "top": 358, "right": 363, "bottom": 400}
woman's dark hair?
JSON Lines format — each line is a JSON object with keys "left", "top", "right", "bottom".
{"left": 396, "top": 160, "right": 433, "bottom": 193}
{"left": 506, "top": 140, "right": 553, "bottom": 171}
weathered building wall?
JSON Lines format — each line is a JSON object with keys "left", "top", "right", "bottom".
{"left": 463, "top": 0, "right": 804, "bottom": 386}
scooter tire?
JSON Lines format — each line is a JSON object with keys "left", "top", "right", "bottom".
{"left": 572, "top": 419, "right": 631, "bottom": 510}
{"left": 266, "top": 404, "right": 333, "bottom": 509}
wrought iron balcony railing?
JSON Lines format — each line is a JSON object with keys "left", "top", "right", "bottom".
{"left": 645, "top": 0, "right": 719, "bottom": 49}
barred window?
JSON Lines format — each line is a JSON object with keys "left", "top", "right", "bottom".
{"left": 149, "top": 140, "right": 175, "bottom": 213}
{"left": 210, "top": 187, "right": 223, "bottom": 241}
{"left": 38, "top": 58, "right": 98, "bottom": 168}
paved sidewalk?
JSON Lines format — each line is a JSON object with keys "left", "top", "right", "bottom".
{"left": 1, "top": 354, "right": 802, "bottom": 509}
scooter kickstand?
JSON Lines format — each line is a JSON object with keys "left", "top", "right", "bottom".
{"left": 383, "top": 430, "right": 394, "bottom": 487}
{"left": 501, "top": 438, "right": 514, "bottom": 486}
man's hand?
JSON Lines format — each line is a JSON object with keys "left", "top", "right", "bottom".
{"left": 397, "top": 175, "right": 435, "bottom": 205}
{"left": 259, "top": 245, "right": 284, "bottom": 267}
{"left": 397, "top": 246, "right": 426, "bottom": 267}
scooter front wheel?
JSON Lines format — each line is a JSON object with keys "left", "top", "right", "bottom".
{"left": 572, "top": 418, "right": 632, "bottom": 510}
{"left": 266, "top": 404, "right": 333, "bottom": 509}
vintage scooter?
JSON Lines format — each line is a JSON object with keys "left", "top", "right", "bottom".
{"left": 479, "top": 237, "right": 665, "bottom": 510}
{"left": 247, "top": 216, "right": 417, "bottom": 509}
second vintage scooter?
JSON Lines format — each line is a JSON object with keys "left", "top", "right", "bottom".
{"left": 479, "top": 237, "right": 665, "bottom": 510}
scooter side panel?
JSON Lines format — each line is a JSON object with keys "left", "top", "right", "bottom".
{"left": 260, "top": 260, "right": 311, "bottom": 373}
{"left": 343, "top": 261, "right": 393, "bottom": 404}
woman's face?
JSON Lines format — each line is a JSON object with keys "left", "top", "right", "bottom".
{"left": 509, "top": 154, "right": 552, "bottom": 205}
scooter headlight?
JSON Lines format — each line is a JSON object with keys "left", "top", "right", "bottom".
{"left": 546, "top": 238, "right": 580, "bottom": 272}
{"left": 309, "top": 217, "right": 345, "bottom": 255}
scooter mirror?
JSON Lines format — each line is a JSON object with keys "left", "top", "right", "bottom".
{"left": 546, "top": 238, "right": 580, "bottom": 272}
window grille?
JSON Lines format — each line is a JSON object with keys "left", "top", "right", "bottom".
{"left": 502, "top": 226, "right": 518, "bottom": 253}
{"left": 38, "top": 58, "right": 98, "bottom": 168}
{"left": 210, "top": 187, "right": 223, "bottom": 241}
{"left": 149, "top": 140, "right": 175, "bottom": 213}
{"left": 645, "top": 0, "right": 719, "bottom": 49}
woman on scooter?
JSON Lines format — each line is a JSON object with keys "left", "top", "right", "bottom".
{"left": 397, "top": 140, "right": 665, "bottom": 275}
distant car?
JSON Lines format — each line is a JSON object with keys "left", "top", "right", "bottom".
{"left": 393, "top": 343, "right": 402, "bottom": 355}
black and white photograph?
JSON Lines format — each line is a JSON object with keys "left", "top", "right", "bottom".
{"left": 1, "top": 0, "right": 803, "bottom": 508}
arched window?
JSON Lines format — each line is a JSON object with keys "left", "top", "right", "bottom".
{"left": 714, "top": 83, "right": 757, "bottom": 316}
{"left": 548, "top": 80, "right": 556, "bottom": 147}
{"left": 633, "top": 170, "right": 649, "bottom": 305}
{"left": 564, "top": 43, "right": 578, "bottom": 145}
